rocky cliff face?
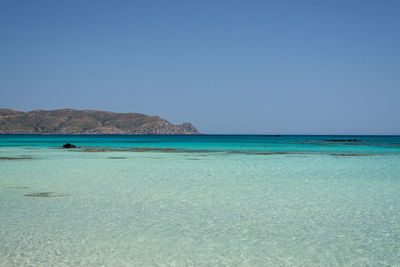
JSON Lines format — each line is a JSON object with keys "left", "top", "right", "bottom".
{"left": 0, "top": 108, "right": 200, "bottom": 134}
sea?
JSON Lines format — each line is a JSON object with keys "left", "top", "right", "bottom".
{"left": 0, "top": 135, "right": 399, "bottom": 266}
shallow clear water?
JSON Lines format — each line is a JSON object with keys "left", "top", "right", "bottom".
{"left": 1, "top": 135, "right": 400, "bottom": 266}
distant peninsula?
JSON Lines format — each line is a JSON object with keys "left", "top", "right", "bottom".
{"left": 0, "top": 108, "right": 200, "bottom": 135}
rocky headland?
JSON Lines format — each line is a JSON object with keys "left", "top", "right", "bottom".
{"left": 0, "top": 108, "right": 200, "bottom": 135}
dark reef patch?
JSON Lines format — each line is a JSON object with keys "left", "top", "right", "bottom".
{"left": 83, "top": 147, "right": 176, "bottom": 153}
{"left": 0, "top": 156, "right": 33, "bottom": 160}
{"left": 24, "top": 192, "right": 65, "bottom": 198}
{"left": 226, "top": 151, "right": 306, "bottom": 156}
{"left": 108, "top": 157, "right": 127, "bottom": 159}
{"left": 330, "top": 153, "right": 374, "bottom": 157}
{"left": 325, "top": 139, "right": 362, "bottom": 143}
{"left": 65, "top": 145, "right": 398, "bottom": 157}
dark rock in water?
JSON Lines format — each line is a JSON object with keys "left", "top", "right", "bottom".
{"left": 62, "top": 143, "right": 77, "bottom": 148}
{"left": 325, "top": 139, "right": 362, "bottom": 142}
{"left": 24, "top": 192, "right": 65, "bottom": 197}
{"left": 108, "top": 157, "right": 127, "bottom": 159}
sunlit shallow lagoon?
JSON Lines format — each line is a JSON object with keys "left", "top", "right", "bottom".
{"left": 1, "top": 135, "right": 400, "bottom": 266}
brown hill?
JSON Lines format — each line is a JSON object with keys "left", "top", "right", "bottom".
{"left": 0, "top": 108, "right": 200, "bottom": 134}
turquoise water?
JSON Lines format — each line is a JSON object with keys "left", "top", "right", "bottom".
{"left": 1, "top": 135, "right": 400, "bottom": 266}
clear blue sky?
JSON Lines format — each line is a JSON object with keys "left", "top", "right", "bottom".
{"left": 1, "top": 0, "right": 399, "bottom": 134}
